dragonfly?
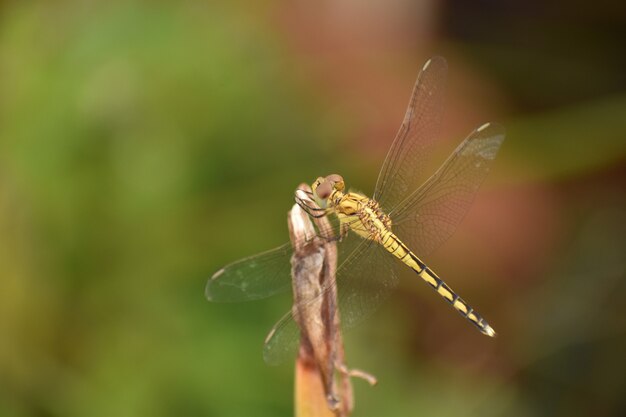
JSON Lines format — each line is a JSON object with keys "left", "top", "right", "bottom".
{"left": 207, "top": 56, "right": 505, "bottom": 364}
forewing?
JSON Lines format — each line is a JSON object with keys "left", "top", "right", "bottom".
{"left": 374, "top": 56, "right": 448, "bottom": 211}
{"left": 390, "top": 123, "right": 505, "bottom": 257}
{"left": 206, "top": 243, "right": 293, "bottom": 302}
{"left": 263, "top": 234, "right": 399, "bottom": 364}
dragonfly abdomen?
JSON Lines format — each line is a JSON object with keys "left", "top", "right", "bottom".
{"left": 381, "top": 231, "right": 496, "bottom": 337}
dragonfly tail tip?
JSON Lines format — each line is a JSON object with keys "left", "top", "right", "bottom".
{"left": 483, "top": 324, "right": 497, "bottom": 337}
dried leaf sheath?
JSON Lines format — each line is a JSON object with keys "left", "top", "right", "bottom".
{"left": 289, "top": 184, "right": 354, "bottom": 416}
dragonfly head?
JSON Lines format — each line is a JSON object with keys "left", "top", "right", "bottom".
{"left": 312, "top": 174, "right": 345, "bottom": 205}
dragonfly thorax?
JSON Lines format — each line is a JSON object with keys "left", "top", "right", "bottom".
{"left": 333, "top": 192, "right": 393, "bottom": 242}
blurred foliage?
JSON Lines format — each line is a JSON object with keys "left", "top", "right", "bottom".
{"left": 0, "top": 1, "right": 624, "bottom": 417}
{"left": 505, "top": 95, "right": 626, "bottom": 182}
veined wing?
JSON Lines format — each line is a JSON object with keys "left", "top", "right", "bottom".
{"left": 333, "top": 240, "right": 399, "bottom": 330}
{"left": 373, "top": 56, "right": 447, "bottom": 211}
{"left": 205, "top": 212, "right": 346, "bottom": 302}
{"left": 263, "top": 234, "right": 399, "bottom": 365}
{"left": 206, "top": 244, "right": 293, "bottom": 302}
{"left": 390, "top": 123, "right": 505, "bottom": 257}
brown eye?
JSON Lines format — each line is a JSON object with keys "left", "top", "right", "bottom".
{"left": 326, "top": 174, "right": 345, "bottom": 191}
{"left": 326, "top": 174, "right": 343, "bottom": 183}
{"left": 315, "top": 182, "right": 332, "bottom": 199}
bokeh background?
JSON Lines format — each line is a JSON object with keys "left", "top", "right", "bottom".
{"left": 1, "top": 1, "right": 625, "bottom": 416}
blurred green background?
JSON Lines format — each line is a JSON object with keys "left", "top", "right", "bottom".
{"left": 1, "top": 1, "right": 625, "bottom": 416}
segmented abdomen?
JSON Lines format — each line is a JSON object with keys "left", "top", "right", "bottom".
{"left": 380, "top": 230, "right": 496, "bottom": 337}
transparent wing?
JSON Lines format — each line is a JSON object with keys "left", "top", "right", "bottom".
{"left": 390, "top": 123, "right": 506, "bottom": 257}
{"left": 263, "top": 234, "right": 399, "bottom": 365}
{"left": 206, "top": 209, "right": 348, "bottom": 303}
{"left": 334, "top": 239, "right": 399, "bottom": 329}
{"left": 262, "top": 309, "right": 300, "bottom": 365}
{"left": 205, "top": 243, "right": 293, "bottom": 302}
{"left": 374, "top": 56, "right": 447, "bottom": 211}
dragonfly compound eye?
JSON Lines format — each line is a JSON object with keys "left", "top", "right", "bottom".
{"left": 315, "top": 181, "right": 333, "bottom": 200}
{"left": 326, "top": 174, "right": 345, "bottom": 191}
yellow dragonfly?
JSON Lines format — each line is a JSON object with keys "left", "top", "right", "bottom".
{"left": 207, "top": 57, "right": 505, "bottom": 364}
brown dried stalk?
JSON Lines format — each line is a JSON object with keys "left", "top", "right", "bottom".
{"left": 288, "top": 184, "right": 376, "bottom": 417}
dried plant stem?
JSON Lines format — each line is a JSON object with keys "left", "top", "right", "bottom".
{"left": 289, "top": 197, "right": 341, "bottom": 417}
{"left": 295, "top": 346, "right": 337, "bottom": 417}
{"left": 289, "top": 184, "right": 376, "bottom": 417}
{"left": 289, "top": 187, "right": 344, "bottom": 417}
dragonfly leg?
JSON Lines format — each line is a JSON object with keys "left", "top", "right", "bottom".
{"left": 315, "top": 220, "right": 352, "bottom": 244}
{"left": 295, "top": 194, "right": 329, "bottom": 218}
{"left": 339, "top": 222, "right": 350, "bottom": 242}
{"left": 336, "top": 363, "right": 377, "bottom": 386}
{"left": 302, "top": 189, "right": 315, "bottom": 198}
